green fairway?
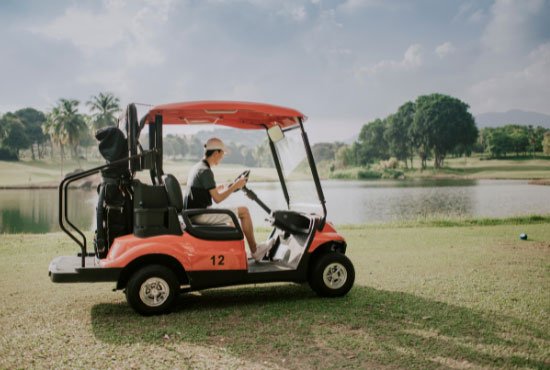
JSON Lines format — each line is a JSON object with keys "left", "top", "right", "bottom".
{"left": 0, "top": 222, "right": 548, "bottom": 369}
{"left": 330, "top": 156, "right": 550, "bottom": 181}
{"left": 0, "top": 159, "right": 278, "bottom": 187}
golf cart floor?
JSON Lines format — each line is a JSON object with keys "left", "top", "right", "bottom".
{"left": 247, "top": 259, "right": 293, "bottom": 273}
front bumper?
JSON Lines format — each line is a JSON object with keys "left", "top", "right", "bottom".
{"left": 49, "top": 255, "right": 122, "bottom": 283}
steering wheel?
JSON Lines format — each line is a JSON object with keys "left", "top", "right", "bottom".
{"left": 231, "top": 169, "right": 250, "bottom": 192}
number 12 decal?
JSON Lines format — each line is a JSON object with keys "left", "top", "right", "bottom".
{"left": 210, "top": 255, "right": 225, "bottom": 266}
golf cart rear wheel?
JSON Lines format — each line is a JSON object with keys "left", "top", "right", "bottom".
{"left": 309, "top": 252, "right": 355, "bottom": 297}
{"left": 126, "top": 265, "right": 178, "bottom": 315}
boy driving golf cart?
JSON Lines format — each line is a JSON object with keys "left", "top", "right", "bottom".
{"left": 183, "top": 137, "right": 277, "bottom": 261}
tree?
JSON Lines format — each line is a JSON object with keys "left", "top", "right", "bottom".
{"left": 57, "top": 99, "right": 88, "bottom": 161}
{"left": 14, "top": 108, "right": 47, "bottom": 160}
{"left": 357, "top": 118, "right": 389, "bottom": 165}
{"left": 312, "top": 142, "right": 346, "bottom": 163}
{"left": 79, "top": 126, "right": 96, "bottom": 160}
{"left": 413, "top": 93, "right": 477, "bottom": 168}
{"left": 486, "top": 128, "right": 512, "bottom": 158}
{"left": 385, "top": 102, "right": 415, "bottom": 168}
{"left": 86, "top": 92, "right": 121, "bottom": 131}
{"left": 533, "top": 126, "right": 548, "bottom": 153}
{"left": 0, "top": 113, "right": 30, "bottom": 159}
{"left": 543, "top": 132, "right": 550, "bottom": 155}
{"left": 506, "top": 125, "right": 529, "bottom": 156}
{"left": 43, "top": 106, "right": 66, "bottom": 160}
{"left": 43, "top": 99, "right": 88, "bottom": 172}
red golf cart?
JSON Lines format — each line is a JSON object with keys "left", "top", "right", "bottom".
{"left": 49, "top": 101, "right": 354, "bottom": 315}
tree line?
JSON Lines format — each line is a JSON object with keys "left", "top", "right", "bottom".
{"left": 479, "top": 125, "right": 548, "bottom": 158}
{"left": 0, "top": 92, "right": 121, "bottom": 163}
{"left": 330, "top": 93, "right": 549, "bottom": 171}
{"left": 2, "top": 91, "right": 548, "bottom": 169}
{"left": 336, "top": 93, "right": 479, "bottom": 170}
{"left": 161, "top": 134, "right": 274, "bottom": 167}
{"left": 0, "top": 92, "right": 275, "bottom": 168}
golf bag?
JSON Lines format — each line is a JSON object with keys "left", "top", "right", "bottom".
{"left": 94, "top": 127, "right": 133, "bottom": 259}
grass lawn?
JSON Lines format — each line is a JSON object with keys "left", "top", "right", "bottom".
{"left": 330, "top": 156, "right": 550, "bottom": 181}
{"left": 0, "top": 222, "right": 548, "bottom": 369}
{"left": 0, "top": 159, "right": 103, "bottom": 187}
{"left": 0, "top": 159, "right": 278, "bottom": 187}
{"left": 411, "top": 157, "right": 550, "bottom": 180}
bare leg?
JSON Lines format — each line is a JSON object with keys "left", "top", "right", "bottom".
{"left": 238, "top": 207, "right": 257, "bottom": 253}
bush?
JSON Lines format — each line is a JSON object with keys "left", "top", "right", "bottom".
{"left": 357, "top": 170, "right": 382, "bottom": 179}
{"left": 379, "top": 157, "right": 399, "bottom": 169}
{"left": 381, "top": 169, "right": 404, "bottom": 179}
{"left": 330, "top": 171, "right": 356, "bottom": 180}
{"left": 0, "top": 148, "right": 18, "bottom": 161}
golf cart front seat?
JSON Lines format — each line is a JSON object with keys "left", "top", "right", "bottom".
{"left": 163, "top": 174, "right": 244, "bottom": 241}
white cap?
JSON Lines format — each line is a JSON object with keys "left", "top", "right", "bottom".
{"left": 204, "top": 137, "right": 230, "bottom": 153}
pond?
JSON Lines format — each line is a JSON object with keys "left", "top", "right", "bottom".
{"left": 1, "top": 179, "right": 550, "bottom": 234}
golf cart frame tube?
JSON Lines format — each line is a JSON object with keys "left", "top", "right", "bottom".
{"left": 148, "top": 114, "right": 164, "bottom": 184}
{"left": 58, "top": 153, "right": 148, "bottom": 267}
{"left": 267, "top": 133, "right": 290, "bottom": 209}
{"left": 298, "top": 117, "right": 327, "bottom": 228}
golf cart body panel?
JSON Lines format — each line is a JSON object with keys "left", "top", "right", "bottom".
{"left": 50, "top": 100, "right": 354, "bottom": 315}
{"left": 308, "top": 222, "right": 346, "bottom": 253}
{"left": 101, "top": 233, "right": 248, "bottom": 272}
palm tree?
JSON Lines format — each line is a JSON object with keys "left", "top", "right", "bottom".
{"left": 44, "top": 99, "right": 88, "bottom": 172}
{"left": 43, "top": 106, "right": 67, "bottom": 174}
{"left": 58, "top": 99, "right": 87, "bottom": 161}
{"left": 86, "top": 92, "right": 121, "bottom": 131}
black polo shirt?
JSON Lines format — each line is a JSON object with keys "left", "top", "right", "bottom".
{"left": 183, "top": 160, "right": 216, "bottom": 209}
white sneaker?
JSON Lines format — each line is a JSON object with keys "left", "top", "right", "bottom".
{"left": 252, "top": 236, "right": 278, "bottom": 262}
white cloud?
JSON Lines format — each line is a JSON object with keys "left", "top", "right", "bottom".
{"left": 468, "top": 42, "right": 550, "bottom": 113}
{"left": 339, "top": 0, "right": 401, "bottom": 12}
{"left": 359, "top": 44, "right": 423, "bottom": 77}
{"left": 482, "top": 0, "right": 545, "bottom": 53}
{"left": 290, "top": 6, "right": 307, "bottom": 21}
{"left": 435, "top": 42, "right": 456, "bottom": 58}
{"left": 30, "top": 0, "right": 173, "bottom": 65}
{"left": 453, "top": 2, "right": 485, "bottom": 23}
{"left": 468, "top": 9, "right": 485, "bottom": 23}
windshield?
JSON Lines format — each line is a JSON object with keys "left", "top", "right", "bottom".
{"left": 274, "top": 126, "right": 323, "bottom": 216}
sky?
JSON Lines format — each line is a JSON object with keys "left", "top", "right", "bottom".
{"left": 1, "top": 0, "right": 549, "bottom": 142}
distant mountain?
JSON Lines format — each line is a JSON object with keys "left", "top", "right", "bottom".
{"left": 475, "top": 110, "right": 550, "bottom": 129}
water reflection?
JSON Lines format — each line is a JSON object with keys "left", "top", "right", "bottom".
{"left": 1, "top": 179, "right": 549, "bottom": 233}
{"left": 0, "top": 189, "right": 97, "bottom": 233}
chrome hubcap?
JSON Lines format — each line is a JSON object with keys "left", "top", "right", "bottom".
{"left": 139, "top": 277, "right": 170, "bottom": 307}
{"left": 323, "top": 262, "right": 347, "bottom": 289}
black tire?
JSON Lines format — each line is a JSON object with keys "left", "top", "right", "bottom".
{"left": 125, "top": 264, "right": 179, "bottom": 315}
{"left": 308, "top": 252, "right": 355, "bottom": 297}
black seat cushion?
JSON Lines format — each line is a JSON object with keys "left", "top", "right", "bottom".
{"left": 163, "top": 174, "right": 184, "bottom": 212}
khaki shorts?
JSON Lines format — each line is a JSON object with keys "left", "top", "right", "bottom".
{"left": 191, "top": 207, "right": 239, "bottom": 226}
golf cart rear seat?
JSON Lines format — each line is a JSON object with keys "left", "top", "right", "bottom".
{"left": 132, "top": 174, "right": 243, "bottom": 241}
{"left": 133, "top": 179, "right": 182, "bottom": 238}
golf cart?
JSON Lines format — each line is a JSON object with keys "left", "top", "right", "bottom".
{"left": 49, "top": 101, "right": 355, "bottom": 315}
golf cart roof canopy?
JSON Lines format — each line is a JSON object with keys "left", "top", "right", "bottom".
{"left": 144, "top": 101, "right": 306, "bottom": 129}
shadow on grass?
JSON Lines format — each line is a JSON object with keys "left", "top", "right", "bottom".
{"left": 91, "top": 285, "right": 547, "bottom": 369}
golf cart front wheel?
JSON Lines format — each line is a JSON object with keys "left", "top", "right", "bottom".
{"left": 126, "top": 265, "right": 179, "bottom": 315}
{"left": 309, "top": 252, "right": 355, "bottom": 297}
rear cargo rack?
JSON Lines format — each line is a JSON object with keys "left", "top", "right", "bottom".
{"left": 59, "top": 152, "right": 150, "bottom": 268}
